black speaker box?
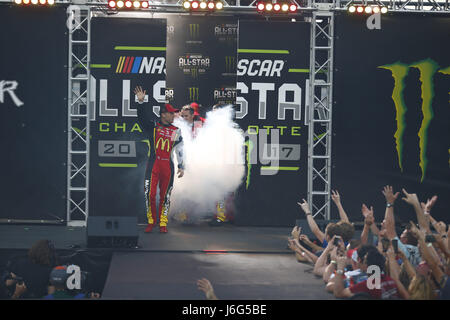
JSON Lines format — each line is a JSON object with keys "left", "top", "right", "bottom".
{"left": 86, "top": 216, "right": 138, "bottom": 248}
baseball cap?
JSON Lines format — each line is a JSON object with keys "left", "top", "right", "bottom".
{"left": 160, "top": 103, "right": 179, "bottom": 114}
{"left": 49, "top": 266, "right": 69, "bottom": 286}
{"left": 190, "top": 102, "right": 200, "bottom": 116}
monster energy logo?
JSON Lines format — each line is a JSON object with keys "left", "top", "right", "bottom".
{"left": 189, "top": 87, "right": 199, "bottom": 101}
{"left": 189, "top": 24, "right": 200, "bottom": 39}
{"left": 379, "top": 58, "right": 449, "bottom": 182}
{"left": 225, "top": 56, "right": 236, "bottom": 73}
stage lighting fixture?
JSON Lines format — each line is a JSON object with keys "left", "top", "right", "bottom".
{"left": 215, "top": 1, "right": 223, "bottom": 9}
{"left": 191, "top": 1, "right": 199, "bottom": 9}
{"left": 47, "top": 0, "right": 54, "bottom": 4}
{"left": 117, "top": 0, "right": 124, "bottom": 7}
{"left": 256, "top": 2, "right": 298, "bottom": 14}
{"left": 39, "top": 0, "right": 46, "bottom": 4}
{"left": 142, "top": 0, "right": 149, "bottom": 7}
{"left": 372, "top": 6, "right": 380, "bottom": 13}
{"left": 356, "top": 6, "right": 363, "bottom": 13}
{"left": 125, "top": 0, "right": 132, "bottom": 7}
{"left": 14, "top": 0, "right": 22, "bottom": 4}
{"left": 208, "top": 1, "right": 215, "bottom": 9}
{"left": 348, "top": 5, "right": 356, "bottom": 12}
{"left": 133, "top": 0, "right": 140, "bottom": 8}
{"left": 200, "top": 1, "right": 207, "bottom": 8}
{"left": 364, "top": 6, "right": 372, "bottom": 13}
{"left": 108, "top": 0, "right": 116, "bottom": 7}
{"left": 31, "top": 0, "right": 38, "bottom": 4}
{"left": 22, "top": 0, "right": 29, "bottom": 4}
{"left": 380, "top": 6, "right": 388, "bottom": 13}
{"left": 183, "top": 1, "right": 191, "bottom": 8}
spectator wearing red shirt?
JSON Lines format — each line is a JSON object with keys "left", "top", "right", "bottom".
{"left": 333, "top": 249, "right": 400, "bottom": 299}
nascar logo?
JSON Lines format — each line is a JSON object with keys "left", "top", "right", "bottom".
{"left": 116, "top": 56, "right": 165, "bottom": 74}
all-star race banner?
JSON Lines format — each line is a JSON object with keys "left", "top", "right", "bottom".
{"left": 333, "top": 13, "right": 450, "bottom": 224}
{"left": 90, "top": 17, "right": 166, "bottom": 222}
{"left": 234, "top": 21, "right": 310, "bottom": 226}
{"left": 165, "top": 15, "right": 238, "bottom": 113}
{"left": 0, "top": 6, "right": 67, "bottom": 221}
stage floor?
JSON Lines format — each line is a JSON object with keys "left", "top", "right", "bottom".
{"left": 0, "top": 222, "right": 334, "bottom": 299}
{"left": 102, "top": 251, "right": 333, "bottom": 300}
{"left": 0, "top": 222, "right": 293, "bottom": 252}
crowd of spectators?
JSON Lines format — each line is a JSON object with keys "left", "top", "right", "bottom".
{"left": 287, "top": 186, "right": 450, "bottom": 299}
{"left": 197, "top": 186, "right": 449, "bottom": 300}
{"left": 0, "top": 239, "right": 100, "bottom": 300}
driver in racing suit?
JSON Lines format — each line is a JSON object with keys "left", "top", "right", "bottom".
{"left": 134, "top": 86, "right": 185, "bottom": 233}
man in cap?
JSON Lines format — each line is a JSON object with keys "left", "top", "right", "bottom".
{"left": 134, "top": 86, "right": 185, "bottom": 233}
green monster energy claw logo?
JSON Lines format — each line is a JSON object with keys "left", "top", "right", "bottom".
{"left": 189, "top": 87, "right": 199, "bottom": 101}
{"left": 189, "top": 24, "right": 200, "bottom": 39}
{"left": 191, "top": 68, "right": 198, "bottom": 79}
{"left": 225, "top": 56, "right": 236, "bottom": 73}
{"left": 245, "top": 140, "right": 254, "bottom": 189}
{"left": 379, "top": 58, "right": 448, "bottom": 182}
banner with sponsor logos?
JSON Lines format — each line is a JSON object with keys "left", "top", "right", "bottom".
{"left": 234, "top": 21, "right": 311, "bottom": 226}
{"left": 0, "top": 6, "right": 67, "bottom": 220}
{"left": 165, "top": 16, "right": 238, "bottom": 112}
{"left": 333, "top": 13, "right": 450, "bottom": 224}
{"left": 90, "top": 17, "right": 166, "bottom": 222}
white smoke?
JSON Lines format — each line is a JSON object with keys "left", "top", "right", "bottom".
{"left": 170, "top": 105, "right": 245, "bottom": 219}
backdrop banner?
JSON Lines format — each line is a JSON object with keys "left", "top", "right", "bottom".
{"left": 234, "top": 20, "right": 311, "bottom": 226}
{"left": 333, "top": 13, "right": 450, "bottom": 224}
{"left": 90, "top": 17, "right": 166, "bottom": 222}
{"left": 0, "top": 6, "right": 67, "bottom": 221}
{"left": 165, "top": 15, "right": 238, "bottom": 113}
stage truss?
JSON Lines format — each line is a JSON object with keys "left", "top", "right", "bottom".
{"left": 0, "top": 0, "right": 448, "bottom": 226}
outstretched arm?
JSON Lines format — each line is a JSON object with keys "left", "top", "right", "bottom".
{"left": 299, "top": 234, "right": 323, "bottom": 253}
{"left": 297, "top": 199, "right": 325, "bottom": 243}
{"left": 409, "top": 224, "right": 446, "bottom": 287}
{"left": 361, "top": 204, "right": 374, "bottom": 245}
{"left": 331, "top": 190, "right": 350, "bottom": 223}
{"left": 382, "top": 186, "right": 400, "bottom": 240}
{"left": 385, "top": 248, "right": 410, "bottom": 300}
{"left": 401, "top": 189, "right": 430, "bottom": 233}
{"left": 135, "top": 86, "right": 157, "bottom": 132}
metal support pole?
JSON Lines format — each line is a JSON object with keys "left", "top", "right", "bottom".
{"left": 308, "top": 3, "right": 334, "bottom": 220}
{"left": 67, "top": 5, "right": 91, "bottom": 227}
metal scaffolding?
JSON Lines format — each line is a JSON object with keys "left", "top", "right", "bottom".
{"left": 67, "top": 5, "right": 91, "bottom": 227}
{"left": 308, "top": 2, "right": 334, "bottom": 220}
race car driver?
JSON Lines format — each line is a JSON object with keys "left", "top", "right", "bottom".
{"left": 134, "top": 86, "right": 185, "bottom": 233}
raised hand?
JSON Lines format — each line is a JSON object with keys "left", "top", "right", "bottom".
{"left": 422, "top": 195, "right": 438, "bottom": 213}
{"left": 361, "top": 204, "right": 374, "bottom": 218}
{"left": 331, "top": 190, "right": 341, "bottom": 204}
{"left": 299, "top": 234, "right": 310, "bottom": 243}
{"left": 401, "top": 188, "right": 420, "bottom": 206}
{"left": 382, "top": 185, "right": 400, "bottom": 204}
{"left": 197, "top": 278, "right": 216, "bottom": 300}
{"left": 297, "top": 199, "right": 311, "bottom": 215}
{"left": 134, "top": 85, "right": 146, "bottom": 103}
{"left": 291, "top": 226, "right": 301, "bottom": 240}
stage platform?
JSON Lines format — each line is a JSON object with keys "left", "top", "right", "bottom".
{"left": 0, "top": 222, "right": 294, "bottom": 252}
{"left": 0, "top": 222, "right": 335, "bottom": 299}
